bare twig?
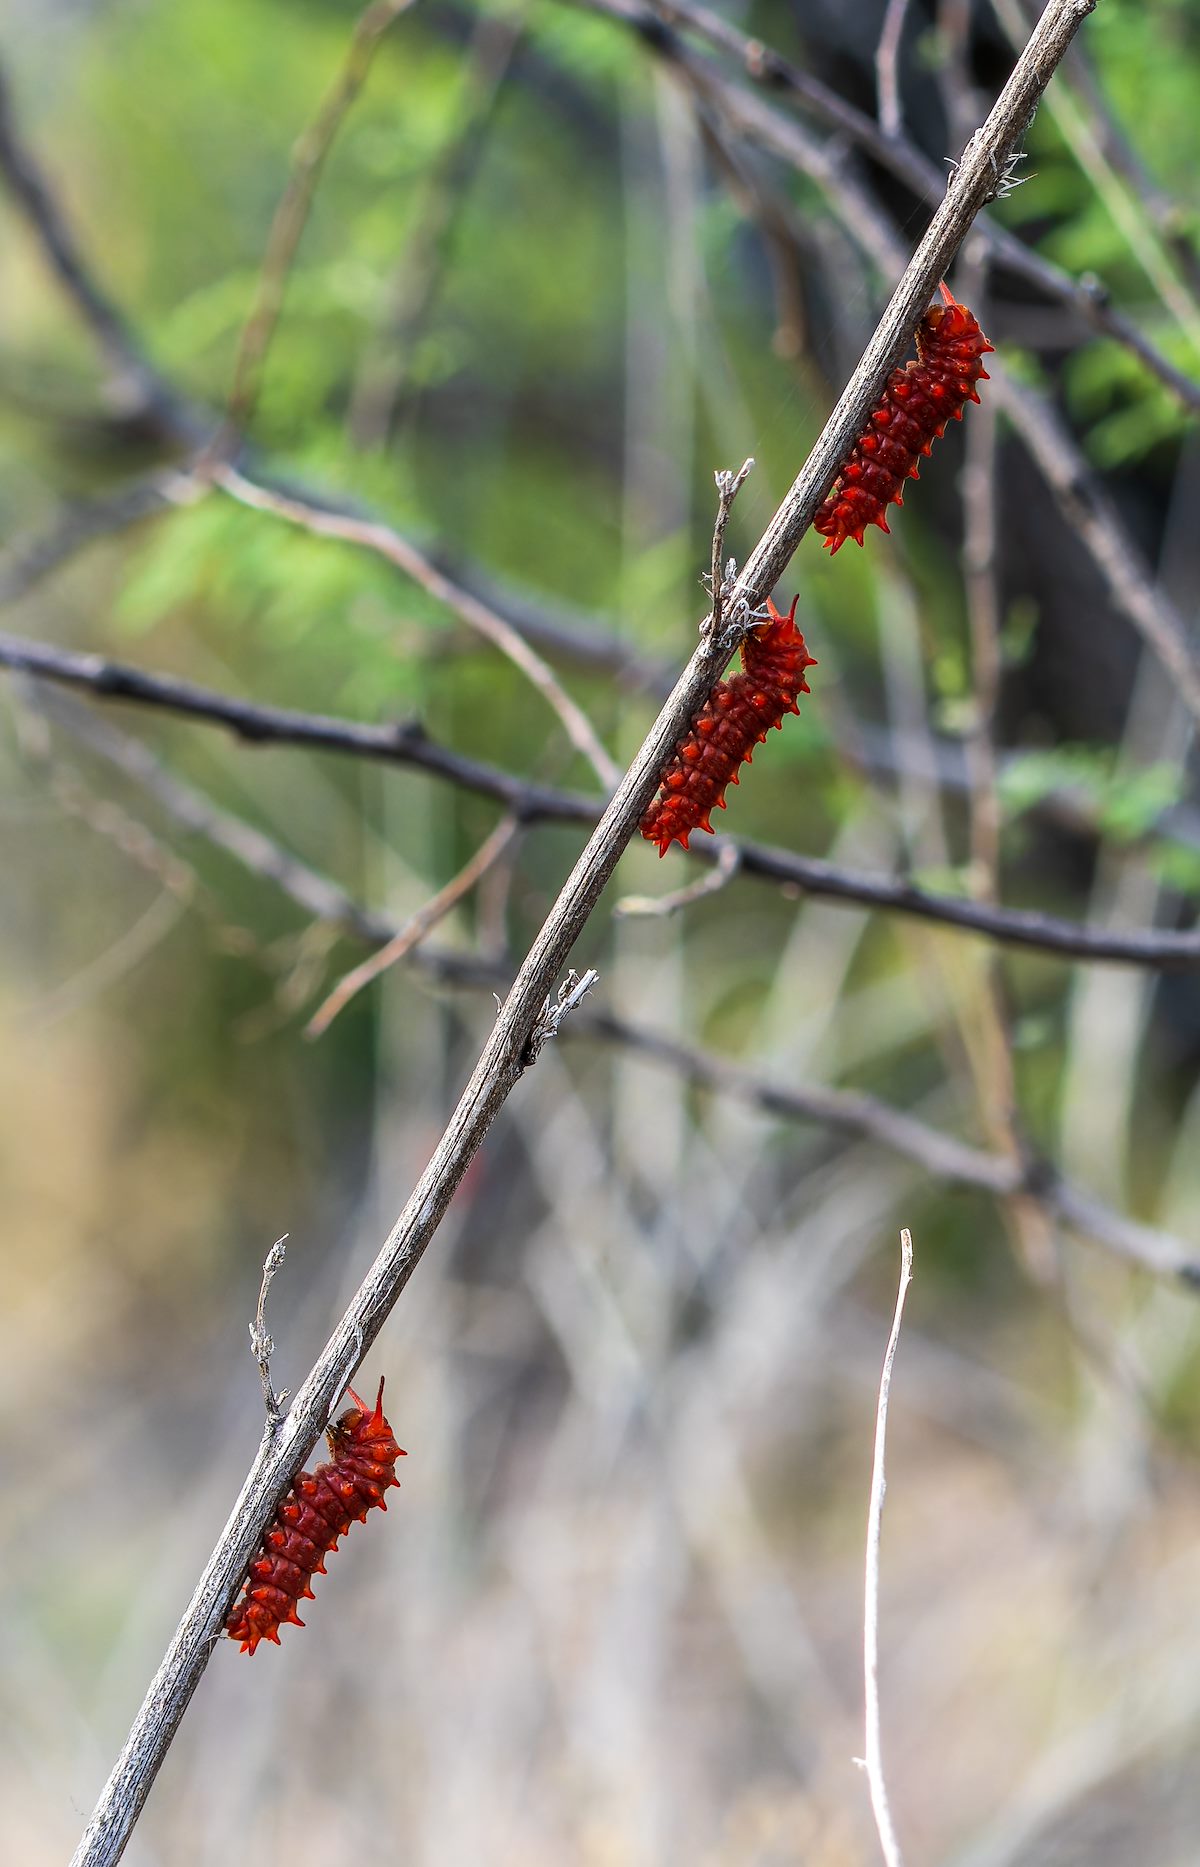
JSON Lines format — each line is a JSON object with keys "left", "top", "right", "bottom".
{"left": 221, "top": 0, "right": 414, "bottom": 443}
{"left": 0, "top": 65, "right": 202, "bottom": 439}
{"left": 66, "top": 13, "right": 1107, "bottom": 1856}
{"left": 0, "top": 469, "right": 198, "bottom": 608}
{"left": 573, "top": 1007, "right": 1200, "bottom": 1280}
{"left": 304, "top": 814, "right": 522, "bottom": 1037}
{"left": 706, "top": 457, "right": 754, "bottom": 638}
{"left": 876, "top": 0, "right": 914, "bottom": 141}
{"left": 205, "top": 463, "right": 621, "bottom": 790}
{"left": 25, "top": 683, "right": 400, "bottom": 947}
{"left": 250, "top": 1239, "right": 290, "bottom": 1427}
{"left": 348, "top": 6, "right": 526, "bottom": 448}
{"left": 524, "top": 967, "right": 601, "bottom": 1065}
{"left": 614, "top": 836, "right": 740, "bottom": 917}
{"left": 858, "top": 1226, "right": 913, "bottom": 1867}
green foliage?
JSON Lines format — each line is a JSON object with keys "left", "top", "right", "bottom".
{"left": 999, "top": 744, "right": 1182, "bottom": 844}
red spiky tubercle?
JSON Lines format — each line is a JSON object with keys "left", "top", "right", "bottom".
{"left": 812, "top": 283, "right": 993, "bottom": 554}
{"left": 225, "top": 1377, "right": 405, "bottom": 1655}
{"left": 639, "top": 596, "right": 816, "bottom": 857}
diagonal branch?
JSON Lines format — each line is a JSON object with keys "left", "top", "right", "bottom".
{"left": 63, "top": 8, "right": 1105, "bottom": 1858}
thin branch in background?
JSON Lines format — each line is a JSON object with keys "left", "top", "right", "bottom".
{"left": 220, "top": 0, "right": 414, "bottom": 444}
{"left": 28, "top": 682, "right": 503, "bottom": 993}
{"left": 304, "top": 812, "right": 522, "bottom": 1037}
{"left": 1062, "top": 24, "right": 1200, "bottom": 295}
{"left": 614, "top": 835, "right": 740, "bottom": 917}
{"left": 25, "top": 681, "right": 401, "bottom": 949}
{"left": 250, "top": 1237, "right": 290, "bottom": 1428}
{"left": 858, "top": 1226, "right": 913, "bottom": 1867}
{"left": 10, "top": 630, "right": 1200, "bottom": 969}
{"left": 348, "top": 5, "right": 526, "bottom": 450}
{"left": 876, "top": 0, "right": 914, "bottom": 141}
{"left": 204, "top": 462, "right": 622, "bottom": 790}
{"left": 0, "top": 64, "right": 201, "bottom": 439}
{"left": 0, "top": 468, "right": 197, "bottom": 608}
{"left": 990, "top": 0, "right": 1200, "bottom": 355}
{"left": 639, "top": 0, "right": 1200, "bottom": 415}
{"left": 0, "top": 626, "right": 594, "bottom": 824}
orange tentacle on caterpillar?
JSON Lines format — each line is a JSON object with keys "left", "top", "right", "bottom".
{"left": 813, "top": 284, "right": 993, "bottom": 554}
{"left": 640, "top": 596, "right": 816, "bottom": 858}
{"left": 225, "top": 1377, "right": 405, "bottom": 1655}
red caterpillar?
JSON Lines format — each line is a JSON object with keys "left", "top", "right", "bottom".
{"left": 813, "top": 284, "right": 993, "bottom": 553}
{"left": 226, "top": 1378, "right": 405, "bottom": 1654}
{"left": 640, "top": 596, "right": 816, "bottom": 857}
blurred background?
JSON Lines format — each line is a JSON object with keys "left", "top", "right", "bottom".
{"left": 4, "top": 0, "right": 1200, "bottom": 1861}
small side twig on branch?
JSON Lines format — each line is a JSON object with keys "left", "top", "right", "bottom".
{"left": 706, "top": 456, "right": 754, "bottom": 638}
{"left": 524, "top": 967, "right": 601, "bottom": 1066}
{"left": 858, "top": 1226, "right": 914, "bottom": 1867}
{"left": 250, "top": 1238, "right": 290, "bottom": 1428}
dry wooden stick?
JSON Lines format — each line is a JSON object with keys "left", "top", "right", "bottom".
{"left": 205, "top": 462, "right": 621, "bottom": 791}
{"left": 221, "top": 0, "right": 415, "bottom": 441}
{"left": 69, "top": 8, "right": 1100, "bottom": 1861}
{"left": 304, "top": 814, "right": 522, "bottom": 1037}
{"left": 858, "top": 1227, "right": 914, "bottom": 1867}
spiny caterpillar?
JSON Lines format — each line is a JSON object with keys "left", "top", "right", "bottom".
{"left": 640, "top": 596, "right": 816, "bottom": 857}
{"left": 226, "top": 1378, "right": 405, "bottom": 1654}
{"left": 813, "top": 284, "right": 993, "bottom": 554}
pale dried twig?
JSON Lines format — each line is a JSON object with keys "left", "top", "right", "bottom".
{"left": 250, "top": 1238, "right": 290, "bottom": 1428}
{"left": 614, "top": 836, "right": 740, "bottom": 918}
{"left": 304, "top": 814, "right": 522, "bottom": 1038}
{"left": 205, "top": 462, "right": 622, "bottom": 791}
{"left": 524, "top": 968, "right": 601, "bottom": 1065}
{"left": 876, "top": 0, "right": 914, "bottom": 141}
{"left": 857, "top": 1226, "right": 914, "bottom": 1867}
{"left": 706, "top": 456, "right": 754, "bottom": 638}
{"left": 221, "top": 0, "right": 415, "bottom": 443}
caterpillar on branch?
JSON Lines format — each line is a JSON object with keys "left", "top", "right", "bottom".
{"left": 225, "top": 1377, "right": 405, "bottom": 1655}
{"left": 640, "top": 596, "right": 816, "bottom": 857}
{"left": 813, "top": 284, "right": 993, "bottom": 554}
